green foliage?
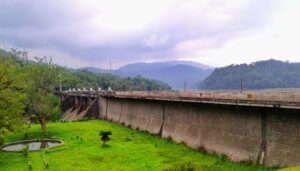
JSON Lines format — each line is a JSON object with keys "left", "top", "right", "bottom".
{"left": 0, "top": 53, "right": 27, "bottom": 143}
{"left": 0, "top": 121, "right": 275, "bottom": 171}
{"left": 42, "top": 150, "right": 49, "bottom": 168}
{"left": 200, "top": 59, "right": 300, "bottom": 90}
{"left": 43, "top": 157, "right": 49, "bottom": 168}
{"left": 24, "top": 56, "right": 62, "bottom": 135}
{"left": 22, "top": 144, "right": 30, "bottom": 156}
{"left": 66, "top": 70, "right": 171, "bottom": 91}
{"left": 99, "top": 131, "right": 112, "bottom": 146}
{"left": 27, "top": 160, "right": 33, "bottom": 170}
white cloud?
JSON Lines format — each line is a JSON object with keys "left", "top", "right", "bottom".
{"left": 28, "top": 48, "right": 93, "bottom": 68}
{"left": 173, "top": 0, "right": 300, "bottom": 67}
{"left": 2, "top": 0, "right": 296, "bottom": 68}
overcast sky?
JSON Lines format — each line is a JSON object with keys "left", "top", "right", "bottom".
{"left": 1, "top": 0, "right": 299, "bottom": 69}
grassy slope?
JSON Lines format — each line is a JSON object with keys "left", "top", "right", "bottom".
{"left": 281, "top": 167, "right": 300, "bottom": 171}
{"left": 0, "top": 120, "right": 275, "bottom": 171}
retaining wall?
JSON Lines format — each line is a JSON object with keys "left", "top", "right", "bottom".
{"left": 98, "top": 97, "right": 300, "bottom": 167}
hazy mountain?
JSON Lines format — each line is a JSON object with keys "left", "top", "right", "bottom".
{"left": 199, "top": 59, "right": 300, "bottom": 90}
{"left": 78, "top": 67, "right": 109, "bottom": 74}
{"left": 118, "top": 61, "right": 212, "bottom": 73}
{"left": 79, "top": 61, "right": 213, "bottom": 90}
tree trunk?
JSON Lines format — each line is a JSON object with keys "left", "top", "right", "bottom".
{"left": 41, "top": 118, "right": 47, "bottom": 135}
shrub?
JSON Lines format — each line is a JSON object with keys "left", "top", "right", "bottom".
{"left": 99, "top": 131, "right": 112, "bottom": 146}
{"left": 22, "top": 144, "right": 30, "bottom": 156}
{"left": 43, "top": 157, "right": 49, "bottom": 168}
{"left": 24, "top": 132, "right": 29, "bottom": 140}
{"left": 197, "top": 146, "right": 208, "bottom": 155}
{"left": 215, "top": 154, "right": 229, "bottom": 165}
{"left": 28, "top": 161, "right": 32, "bottom": 170}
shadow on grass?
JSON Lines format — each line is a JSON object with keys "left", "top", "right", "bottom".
{"left": 101, "top": 144, "right": 111, "bottom": 148}
{"left": 7, "top": 128, "right": 66, "bottom": 143}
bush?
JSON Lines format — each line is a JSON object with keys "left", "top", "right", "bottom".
{"left": 215, "top": 154, "right": 229, "bottom": 165}
{"left": 22, "top": 144, "right": 30, "bottom": 156}
{"left": 28, "top": 161, "right": 32, "bottom": 170}
{"left": 24, "top": 132, "right": 29, "bottom": 140}
{"left": 99, "top": 131, "right": 112, "bottom": 146}
{"left": 43, "top": 157, "right": 49, "bottom": 168}
{"left": 197, "top": 146, "right": 208, "bottom": 155}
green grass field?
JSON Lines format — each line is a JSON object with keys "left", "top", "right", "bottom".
{"left": 0, "top": 120, "right": 276, "bottom": 171}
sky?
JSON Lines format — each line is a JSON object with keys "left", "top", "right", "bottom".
{"left": 0, "top": 0, "right": 299, "bottom": 69}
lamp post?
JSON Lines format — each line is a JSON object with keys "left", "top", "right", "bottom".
{"left": 58, "top": 73, "right": 62, "bottom": 92}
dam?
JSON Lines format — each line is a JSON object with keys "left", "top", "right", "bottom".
{"left": 57, "top": 90, "right": 300, "bottom": 167}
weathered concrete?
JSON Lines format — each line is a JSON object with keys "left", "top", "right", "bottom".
{"left": 105, "top": 98, "right": 164, "bottom": 134}
{"left": 98, "top": 97, "right": 107, "bottom": 119}
{"left": 162, "top": 103, "right": 262, "bottom": 162}
{"left": 264, "top": 109, "right": 300, "bottom": 166}
{"left": 58, "top": 91, "right": 300, "bottom": 167}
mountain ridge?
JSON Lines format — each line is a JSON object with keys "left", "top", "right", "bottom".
{"left": 78, "top": 61, "right": 214, "bottom": 90}
{"left": 199, "top": 59, "right": 300, "bottom": 90}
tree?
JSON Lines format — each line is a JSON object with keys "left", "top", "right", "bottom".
{"left": 26, "top": 57, "right": 61, "bottom": 135}
{"left": 0, "top": 55, "right": 27, "bottom": 144}
{"left": 99, "top": 131, "right": 112, "bottom": 147}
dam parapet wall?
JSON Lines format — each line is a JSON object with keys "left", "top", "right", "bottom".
{"left": 58, "top": 91, "right": 300, "bottom": 167}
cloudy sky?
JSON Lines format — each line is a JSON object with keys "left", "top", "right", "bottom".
{"left": 0, "top": 0, "right": 299, "bottom": 69}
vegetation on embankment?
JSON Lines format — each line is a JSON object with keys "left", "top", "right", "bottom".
{"left": 0, "top": 120, "right": 276, "bottom": 171}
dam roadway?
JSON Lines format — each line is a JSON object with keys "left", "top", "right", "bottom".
{"left": 57, "top": 90, "right": 300, "bottom": 167}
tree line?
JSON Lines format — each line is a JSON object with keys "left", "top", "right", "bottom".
{"left": 63, "top": 69, "right": 171, "bottom": 91}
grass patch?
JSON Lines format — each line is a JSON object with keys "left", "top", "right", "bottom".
{"left": 0, "top": 120, "right": 276, "bottom": 171}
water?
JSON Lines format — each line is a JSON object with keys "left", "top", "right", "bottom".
{"left": 1, "top": 140, "right": 62, "bottom": 151}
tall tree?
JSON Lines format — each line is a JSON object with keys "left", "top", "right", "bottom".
{"left": 26, "top": 57, "right": 61, "bottom": 135}
{"left": 0, "top": 55, "right": 27, "bottom": 144}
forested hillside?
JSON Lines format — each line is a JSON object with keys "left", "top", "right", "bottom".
{"left": 65, "top": 69, "right": 171, "bottom": 91}
{"left": 200, "top": 59, "right": 300, "bottom": 90}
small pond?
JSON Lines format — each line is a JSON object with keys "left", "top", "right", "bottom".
{"left": 1, "top": 139, "right": 64, "bottom": 152}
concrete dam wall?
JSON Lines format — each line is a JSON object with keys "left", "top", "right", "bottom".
{"left": 60, "top": 92, "right": 300, "bottom": 167}
{"left": 95, "top": 97, "right": 300, "bottom": 167}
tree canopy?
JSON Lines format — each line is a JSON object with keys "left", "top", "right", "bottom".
{"left": 60, "top": 69, "right": 171, "bottom": 91}
{"left": 0, "top": 54, "right": 27, "bottom": 144}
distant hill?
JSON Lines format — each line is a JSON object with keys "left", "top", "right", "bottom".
{"left": 199, "top": 59, "right": 300, "bottom": 90}
{"left": 117, "top": 62, "right": 213, "bottom": 90}
{"left": 78, "top": 67, "right": 109, "bottom": 74}
{"left": 78, "top": 61, "right": 213, "bottom": 90}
